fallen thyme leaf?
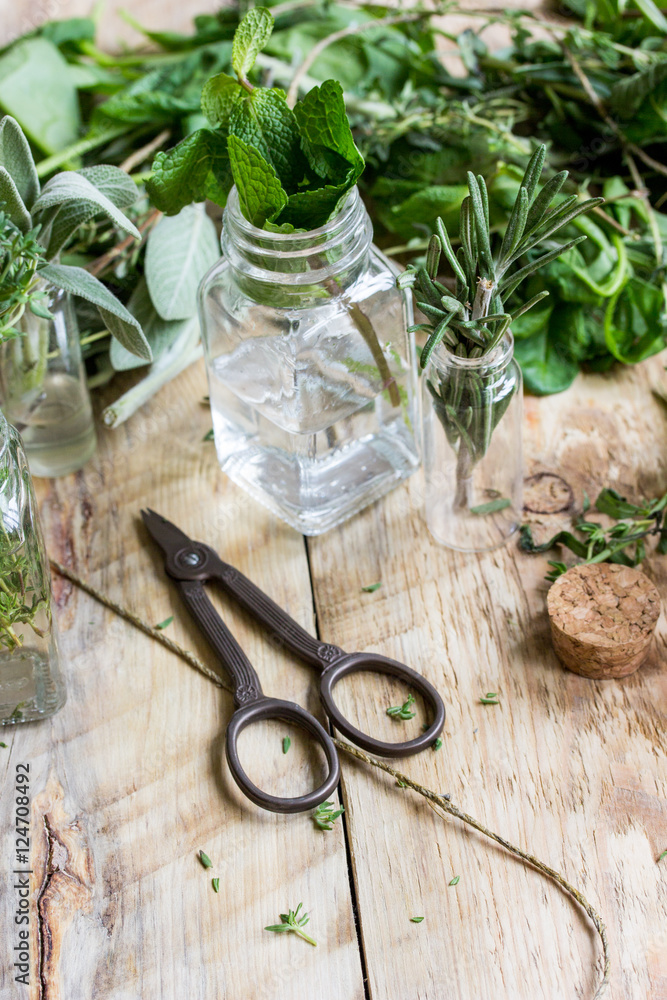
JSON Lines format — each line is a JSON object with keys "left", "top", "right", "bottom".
{"left": 479, "top": 692, "right": 499, "bottom": 705}
{"left": 198, "top": 850, "right": 213, "bottom": 869}
{"left": 470, "top": 498, "right": 511, "bottom": 516}
{"left": 361, "top": 582, "right": 381, "bottom": 593}
{"left": 410, "top": 916, "right": 424, "bottom": 923}
{"left": 387, "top": 692, "right": 416, "bottom": 720}
{"left": 658, "top": 850, "right": 667, "bottom": 863}
{"left": 212, "top": 878, "right": 220, "bottom": 892}
{"left": 313, "top": 800, "right": 344, "bottom": 831}
{"left": 10, "top": 702, "right": 25, "bottom": 720}
{"left": 265, "top": 903, "right": 317, "bottom": 946}
{"left": 449, "top": 876, "right": 460, "bottom": 886}
{"left": 0, "top": 742, "right": 7, "bottom": 748}
{"left": 433, "top": 738, "right": 443, "bottom": 751}
{"left": 155, "top": 616, "right": 173, "bottom": 630}
{"left": 282, "top": 736, "right": 291, "bottom": 754}
{"left": 203, "top": 428, "right": 214, "bottom": 441}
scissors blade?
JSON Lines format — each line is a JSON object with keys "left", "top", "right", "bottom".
{"left": 140, "top": 508, "right": 194, "bottom": 559}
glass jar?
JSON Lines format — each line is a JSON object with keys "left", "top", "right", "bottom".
{"left": 0, "top": 282, "right": 97, "bottom": 478}
{"left": 198, "top": 186, "right": 420, "bottom": 535}
{"left": 0, "top": 409, "right": 65, "bottom": 724}
{"left": 422, "top": 333, "right": 523, "bottom": 552}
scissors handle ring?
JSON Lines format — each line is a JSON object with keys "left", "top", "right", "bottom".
{"left": 226, "top": 698, "right": 341, "bottom": 814}
{"left": 319, "top": 652, "right": 446, "bottom": 758}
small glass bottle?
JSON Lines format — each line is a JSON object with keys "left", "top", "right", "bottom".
{"left": 422, "top": 333, "right": 523, "bottom": 552}
{"left": 0, "top": 282, "right": 97, "bottom": 478}
{"left": 0, "top": 409, "right": 65, "bottom": 723}
{"left": 198, "top": 186, "right": 420, "bottom": 536}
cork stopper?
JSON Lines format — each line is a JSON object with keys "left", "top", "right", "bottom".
{"left": 547, "top": 563, "right": 661, "bottom": 679}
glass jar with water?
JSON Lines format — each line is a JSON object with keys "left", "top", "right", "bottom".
{"left": 0, "top": 409, "right": 65, "bottom": 724}
{"left": 198, "top": 187, "right": 420, "bottom": 535}
{"left": 0, "top": 282, "right": 97, "bottom": 478}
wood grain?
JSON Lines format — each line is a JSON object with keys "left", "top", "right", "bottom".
{"left": 0, "top": 363, "right": 364, "bottom": 1000}
{"left": 308, "top": 353, "right": 667, "bottom": 1000}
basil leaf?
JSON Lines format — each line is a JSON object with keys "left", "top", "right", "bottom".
{"left": 227, "top": 133, "right": 287, "bottom": 227}
{"left": 232, "top": 7, "right": 274, "bottom": 81}
{"left": 147, "top": 128, "right": 232, "bottom": 216}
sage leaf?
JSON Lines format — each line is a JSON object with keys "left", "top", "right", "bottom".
{"left": 0, "top": 167, "right": 31, "bottom": 233}
{"left": 145, "top": 204, "right": 219, "bottom": 321}
{"left": 0, "top": 115, "right": 39, "bottom": 210}
{"left": 32, "top": 172, "right": 140, "bottom": 241}
{"left": 110, "top": 279, "right": 190, "bottom": 371}
{"left": 44, "top": 165, "right": 139, "bottom": 259}
{"left": 228, "top": 134, "right": 287, "bottom": 227}
{"left": 41, "top": 263, "right": 152, "bottom": 361}
{"left": 232, "top": 6, "right": 274, "bottom": 82}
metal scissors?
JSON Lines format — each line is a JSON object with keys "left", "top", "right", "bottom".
{"left": 141, "top": 509, "right": 446, "bottom": 814}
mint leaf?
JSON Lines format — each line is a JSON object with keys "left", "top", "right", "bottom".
{"left": 229, "top": 89, "right": 307, "bottom": 191}
{"left": 293, "top": 80, "right": 364, "bottom": 185}
{"left": 228, "top": 134, "right": 287, "bottom": 228}
{"left": 147, "top": 129, "right": 231, "bottom": 216}
{"left": 231, "top": 7, "right": 274, "bottom": 83}
{"left": 201, "top": 73, "right": 243, "bottom": 127}
{"left": 278, "top": 183, "right": 349, "bottom": 231}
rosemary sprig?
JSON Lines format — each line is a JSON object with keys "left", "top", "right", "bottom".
{"left": 265, "top": 903, "right": 317, "bottom": 946}
{"left": 0, "top": 210, "right": 50, "bottom": 343}
{"left": 520, "top": 488, "right": 667, "bottom": 581}
{"left": 386, "top": 692, "right": 416, "bottom": 720}
{"left": 313, "top": 800, "right": 344, "bottom": 831}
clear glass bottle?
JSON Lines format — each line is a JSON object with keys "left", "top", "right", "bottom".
{"left": 0, "top": 409, "right": 65, "bottom": 724}
{"left": 422, "top": 333, "right": 523, "bottom": 552}
{"left": 0, "top": 282, "right": 97, "bottom": 478}
{"left": 198, "top": 186, "right": 420, "bottom": 535}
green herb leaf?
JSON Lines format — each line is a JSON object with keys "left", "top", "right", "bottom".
{"left": 433, "top": 738, "right": 443, "bottom": 751}
{"left": 228, "top": 133, "right": 287, "bottom": 227}
{"left": 145, "top": 204, "right": 219, "bottom": 321}
{"left": 293, "top": 79, "right": 364, "bottom": 186}
{"left": 449, "top": 875, "right": 460, "bottom": 886}
{"left": 10, "top": 702, "right": 25, "bottom": 720}
{"left": 147, "top": 128, "right": 232, "bottom": 217}
{"left": 410, "top": 916, "right": 424, "bottom": 923}
{"left": 282, "top": 736, "right": 291, "bottom": 754}
{"left": 0, "top": 115, "right": 39, "bottom": 211}
{"left": 479, "top": 693, "right": 499, "bottom": 704}
{"left": 212, "top": 877, "right": 220, "bottom": 892}
{"left": 658, "top": 850, "right": 667, "bottom": 863}
{"left": 313, "top": 800, "right": 344, "bottom": 831}
{"left": 203, "top": 429, "right": 214, "bottom": 442}
{"left": 361, "top": 582, "right": 381, "bottom": 593}
{"left": 201, "top": 73, "right": 243, "bottom": 127}
{"left": 229, "top": 88, "right": 306, "bottom": 191}
{"left": 0, "top": 741, "right": 8, "bottom": 748}
{"left": 232, "top": 7, "right": 274, "bottom": 83}
{"left": 470, "top": 498, "right": 511, "bottom": 516}
{"left": 32, "top": 171, "right": 140, "bottom": 241}
{"left": 155, "top": 616, "right": 173, "bottom": 630}
{"left": 110, "top": 279, "right": 191, "bottom": 372}
{"left": 198, "top": 850, "right": 213, "bottom": 869}
{"left": 265, "top": 903, "right": 317, "bottom": 946}
{"left": 387, "top": 692, "right": 416, "bottom": 721}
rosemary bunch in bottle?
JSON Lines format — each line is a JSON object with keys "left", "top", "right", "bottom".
{"left": 398, "top": 146, "right": 603, "bottom": 510}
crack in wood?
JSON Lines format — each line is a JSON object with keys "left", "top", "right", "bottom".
{"left": 37, "top": 814, "right": 57, "bottom": 1000}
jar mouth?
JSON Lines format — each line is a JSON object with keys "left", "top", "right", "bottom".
{"left": 432, "top": 331, "right": 514, "bottom": 372}
{"left": 224, "top": 185, "right": 361, "bottom": 249}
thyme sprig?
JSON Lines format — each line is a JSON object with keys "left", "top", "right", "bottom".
{"left": 520, "top": 488, "right": 667, "bottom": 581}
{"left": 313, "top": 800, "right": 344, "bottom": 831}
{"left": 386, "top": 692, "right": 416, "bottom": 720}
{"left": 265, "top": 903, "right": 317, "bottom": 946}
{"left": 0, "top": 210, "right": 50, "bottom": 342}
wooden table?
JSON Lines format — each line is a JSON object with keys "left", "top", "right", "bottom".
{"left": 1, "top": 347, "right": 666, "bottom": 1000}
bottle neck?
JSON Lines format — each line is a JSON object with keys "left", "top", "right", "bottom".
{"left": 430, "top": 332, "right": 515, "bottom": 381}
{"left": 221, "top": 186, "right": 372, "bottom": 302}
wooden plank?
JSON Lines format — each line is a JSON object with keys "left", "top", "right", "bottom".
{"left": 307, "top": 353, "right": 667, "bottom": 1000}
{"left": 0, "top": 361, "right": 365, "bottom": 999}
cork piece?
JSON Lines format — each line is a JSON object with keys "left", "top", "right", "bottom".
{"left": 547, "top": 562, "right": 661, "bottom": 679}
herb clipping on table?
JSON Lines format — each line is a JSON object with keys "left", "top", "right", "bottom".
{"left": 398, "top": 145, "right": 602, "bottom": 512}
